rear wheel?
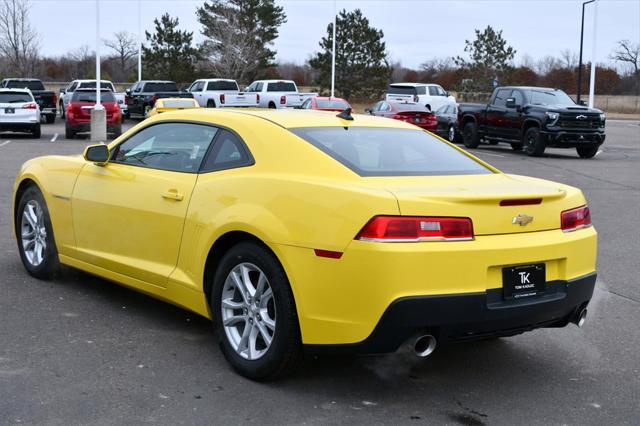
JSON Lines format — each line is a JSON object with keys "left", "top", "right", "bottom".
{"left": 577, "top": 145, "right": 599, "bottom": 158}
{"left": 268, "top": 102, "right": 276, "bottom": 109}
{"left": 59, "top": 102, "right": 65, "bottom": 119}
{"left": 523, "top": 127, "right": 545, "bottom": 157}
{"left": 212, "top": 242, "right": 300, "bottom": 380}
{"left": 65, "top": 126, "right": 75, "bottom": 140}
{"left": 207, "top": 99, "right": 216, "bottom": 108}
{"left": 31, "top": 124, "right": 41, "bottom": 139}
{"left": 462, "top": 121, "right": 480, "bottom": 148}
{"left": 16, "top": 185, "right": 59, "bottom": 280}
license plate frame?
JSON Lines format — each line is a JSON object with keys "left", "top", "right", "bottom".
{"left": 502, "top": 263, "right": 546, "bottom": 299}
{"left": 5, "top": 107, "right": 15, "bottom": 114}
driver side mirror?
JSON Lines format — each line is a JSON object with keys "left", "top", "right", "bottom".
{"left": 578, "top": 100, "right": 586, "bottom": 106}
{"left": 60, "top": 88, "right": 66, "bottom": 94}
{"left": 83, "top": 144, "right": 109, "bottom": 165}
{"left": 505, "top": 97, "right": 516, "bottom": 109}
{"left": 125, "top": 89, "right": 131, "bottom": 96}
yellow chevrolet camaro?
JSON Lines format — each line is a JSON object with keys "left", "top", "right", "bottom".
{"left": 146, "top": 98, "right": 200, "bottom": 117}
{"left": 13, "top": 109, "right": 597, "bottom": 380}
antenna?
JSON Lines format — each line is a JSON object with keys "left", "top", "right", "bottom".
{"left": 336, "top": 107, "right": 353, "bottom": 121}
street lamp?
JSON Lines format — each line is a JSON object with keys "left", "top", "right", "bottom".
{"left": 90, "top": 0, "right": 106, "bottom": 142}
{"left": 577, "top": 0, "right": 595, "bottom": 104}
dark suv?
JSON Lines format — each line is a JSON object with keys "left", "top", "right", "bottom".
{"left": 457, "top": 86, "right": 606, "bottom": 158}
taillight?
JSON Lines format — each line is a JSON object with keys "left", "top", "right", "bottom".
{"left": 280, "top": 95, "right": 286, "bottom": 105}
{"left": 151, "top": 95, "right": 158, "bottom": 105}
{"left": 355, "top": 216, "right": 474, "bottom": 242}
{"left": 220, "top": 94, "right": 225, "bottom": 104}
{"left": 125, "top": 95, "right": 129, "bottom": 105}
{"left": 561, "top": 205, "right": 592, "bottom": 232}
{"left": 256, "top": 94, "right": 260, "bottom": 103}
{"left": 22, "top": 103, "right": 38, "bottom": 109}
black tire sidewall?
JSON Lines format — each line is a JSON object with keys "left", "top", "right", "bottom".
{"left": 211, "top": 242, "right": 300, "bottom": 380}
{"left": 577, "top": 145, "right": 599, "bottom": 158}
{"left": 524, "top": 127, "right": 544, "bottom": 156}
{"left": 15, "top": 186, "right": 59, "bottom": 279}
{"left": 463, "top": 122, "right": 479, "bottom": 148}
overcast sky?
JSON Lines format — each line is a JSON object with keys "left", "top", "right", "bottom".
{"left": 30, "top": 0, "right": 640, "bottom": 71}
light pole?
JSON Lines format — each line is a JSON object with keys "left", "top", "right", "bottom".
{"left": 330, "top": 0, "right": 336, "bottom": 98}
{"left": 90, "top": 0, "right": 106, "bottom": 142}
{"left": 588, "top": 0, "right": 598, "bottom": 108}
{"left": 138, "top": 0, "right": 142, "bottom": 81}
{"left": 577, "top": 0, "right": 595, "bottom": 104}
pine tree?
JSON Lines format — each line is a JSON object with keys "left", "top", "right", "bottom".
{"left": 309, "top": 9, "right": 391, "bottom": 100}
{"left": 454, "top": 26, "right": 516, "bottom": 91}
{"left": 197, "top": 0, "right": 286, "bottom": 83}
{"left": 142, "top": 14, "right": 199, "bottom": 83}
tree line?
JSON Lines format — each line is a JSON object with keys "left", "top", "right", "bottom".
{"left": 0, "top": 0, "right": 638, "bottom": 99}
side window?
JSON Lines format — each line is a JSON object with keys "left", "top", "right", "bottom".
{"left": 301, "top": 99, "right": 311, "bottom": 109}
{"left": 112, "top": 123, "right": 218, "bottom": 173}
{"left": 201, "top": 129, "right": 253, "bottom": 173}
{"left": 492, "top": 89, "right": 510, "bottom": 107}
{"left": 511, "top": 90, "right": 524, "bottom": 106}
{"left": 68, "top": 82, "right": 78, "bottom": 92}
{"left": 381, "top": 102, "right": 391, "bottom": 112}
{"left": 134, "top": 84, "right": 142, "bottom": 93}
{"left": 416, "top": 86, "right": 427, "bottom": 95}
{"left": 191, "top": 81, "right": 205, "bottom": 92}
{"left": 428, "top": 86, "right": 438, "bottom": 96}
{"left": 255, "top": 83, "right": 263, "bottom": 92}
{"left": 245, "top": 82, "right": 257, "bottom": 92}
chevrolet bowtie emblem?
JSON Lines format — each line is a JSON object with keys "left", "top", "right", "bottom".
{"left": 576, "top": 114, "right": 587, "bottom": 120}
{"left": 513, "top": 214, "right": 534, "bottom": 226}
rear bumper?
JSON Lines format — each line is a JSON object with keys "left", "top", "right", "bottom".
{"left": 67, "top": 122, "right": 121, "bottom": 134}
{"left": 540, "top": 129, "right": 605, "bottom": 147}
{"left": 0, "top": 122, "right": 39, "bottom": 132}
{"left": 306, "top": 273, "right": 596, "bottom": 354}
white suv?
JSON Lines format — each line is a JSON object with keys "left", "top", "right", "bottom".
{"left": 0, "top": 88, "right": 41, "bottom": 138}
{"left": 385, "top": 83, "right": 456, "bottom": 111}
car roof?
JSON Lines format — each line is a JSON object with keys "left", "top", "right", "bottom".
{"left": 75, "top": 79, "right": 113, "bottom": 83}
{"left": 197, "top": 78, "right": 236, "bottom": 82}
{"left": 314, "top": 97, "right": 347, "bottom": 101}
{"left": 139, "top": 80, "right": 175, "bottom": 83}
{"left": 498, "top": 86, "right": 559, "bottom": 92}
{"left": 389, "top": 82, "right": 437, "bottom": 87}
{"left": 142, "top": 108, "right": 417, "bottom": 130}
{"left": 3, "top": 78, "right": 40, "bottom": 81}
{"left": 253, "top": 80, "right": 296, "bottom": 83}
{"left": 0, "top": 88, "right": 32, "bottom": 92}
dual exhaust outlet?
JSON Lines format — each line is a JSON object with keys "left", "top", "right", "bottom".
{"left": 412, "top": 308, "right": 588, "bottom": 358}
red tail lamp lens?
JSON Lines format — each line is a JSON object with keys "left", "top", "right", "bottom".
{"left": 356, "top": 216, "right": 473, "bottom": 242}
{"left": 561, "top": 205, "right": 592, "bottom": 232}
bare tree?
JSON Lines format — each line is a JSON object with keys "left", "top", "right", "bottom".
{"left": 104, "top": 31, "right": 137, "bottom": 81}
{"left": 560, "top": 49, "right": 578, "bottom": 69}
{"left": 611, "top": 40, "right": 639, "bottom": 75}
{"left": 199, "top": 8, "right": 262, "bottom": 83}
{"left": 536, "top": 55, "right": 561, "bottom": 75}
{"left": 0, "top": 0, "right": 40, "bottom": 76}
{"left": 69, "top": 45, "right": 94, "bottom": 78}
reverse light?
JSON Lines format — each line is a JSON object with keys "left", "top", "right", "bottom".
{"left": 561, "top": 205, "right": 592, "bottom": 232}
{"left": 355, "top": 216, "right": 474, "bottom": 242}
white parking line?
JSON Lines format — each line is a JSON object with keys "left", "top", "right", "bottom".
{"left": 476, "top": 151, "right": 505, "bottom": 158}
{"left": 50, "top": 133, "right": 59, "bottom": 142}
{"left": 0, "top": 140, "right": 11, "bottom": 147}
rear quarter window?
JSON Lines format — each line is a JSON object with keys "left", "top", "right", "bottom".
{"left": 291, "top": 127, "right": 492, "bottom": 177}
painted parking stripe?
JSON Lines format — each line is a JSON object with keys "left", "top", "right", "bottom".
{"left": 50, "top": 133, "right": 59, "bottom": 142}
{"left": 0, "top": 140, "right": 11, "bottom": 147}
{"left": 477, "top": 151, "right": 505, "bottom": 158}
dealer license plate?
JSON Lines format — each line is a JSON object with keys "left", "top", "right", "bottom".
{"left": 502, "top": 263, "right": 546, "bottom": 299}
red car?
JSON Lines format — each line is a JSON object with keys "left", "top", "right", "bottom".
{"left": 365, "top": 100, "right": 437, "bottom": 132}
{"left": 300, "top": 96, "right": 351, "bottom": 112}
{"left": 65, "top": 88, "right": 121, "bottom": 139}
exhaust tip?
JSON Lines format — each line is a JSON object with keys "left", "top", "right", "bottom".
{"left": 576, "top": 308, "right": 588, "bottom": 328}
{"left": 414, "top": 335, "right": 437, "bottom": 358}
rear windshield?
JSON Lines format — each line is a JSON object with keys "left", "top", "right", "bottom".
{"left": 5, "top": 80, "right": 45, "bottom": 90}
{"left": 72, "top": 91, "right": 116, "bottom": 103}
{"left": 207, "top": 81, "right": 239, "bottom": 91}
{"left": 291, "top": 127, "right": 491, "bottom": 176}
{"left": 161, "top": 100, "right": 197, "bottom": 108}
{"left": 79, "top": 82, "right": 113, "bottom": 90}
{"left": 387, "top": 85, "right": 417, "bottom": 95}
{"left": 0, "top": 92, "right": 33, "bottom": 103}
{"left": 316, "top": 99, "right": 349, "bottom": 109}
{"left": 267, "top": 82, "right": 296, "bottom": 92}
{"left": 144, "top": 82, "right": 178, "bottom": 92}
{"left": 394, "top": 103, "right": 429, "bottom": 112}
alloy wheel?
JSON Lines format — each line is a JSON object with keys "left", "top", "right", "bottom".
{"left": 221, "top": 262, "right": 276, "bottom": 360}
{"left": 21, "top": 200, "right": 47, "bottom": 267}
{"left": 448, "top": 125, "right": 455, "bottom": 142}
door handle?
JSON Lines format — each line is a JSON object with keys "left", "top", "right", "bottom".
{"left": 161, "top": 189, "right": 184, "bottom": 201}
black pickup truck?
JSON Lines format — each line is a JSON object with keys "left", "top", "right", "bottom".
{"left": 1, "top": 78, "right": 57, "bottom": 123}
{"left": 126, "top": 80, "right": 193, "bottom": 117}
{"left": 457, "top": 86, "right": 606, "bottom": 158}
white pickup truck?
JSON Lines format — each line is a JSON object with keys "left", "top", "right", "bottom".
{"left": 188, "top": 79, "right": 259, "bottom": 108}
{"left": 59, "top": 79, "right": 128, "bottom": 118}
{"left": 245, "top": 80, "right": 318, "bottom": 109}
{"left": 385, "top": 82, "right": 456, "bottom": 112}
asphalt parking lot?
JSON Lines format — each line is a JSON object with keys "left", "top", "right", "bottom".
{"left": 1, "top": 118, "right": 639, "bottom": 425}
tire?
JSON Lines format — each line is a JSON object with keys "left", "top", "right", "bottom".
{"left": 15, "top": 185, "right": 59, "bottom": 280}
{"left": 212, "top": 242, "right": 301, "bottom": 381}
{"left": 124, "top": 111, "right": 130, "bottom": 119}
{"left": 577, "top": 145, "right": 599, "bottom": 158}
{"left": 511, "top": 143, "right": 523, "bottom": 151}
{"left": 447, "top": 125, "right": 457, "bottom": 143}
{"left": 45, "top": 114, "right": 55, "bottom": 124}
{"left": 207, "top": 100, "right": 216, "bottom": 108}
{"left": 462, "top": 121, "right": 480, "bottom": 148}
{"left": 65, "top": 126, "right": 75, "bottom": 140}
{"left": 523, "top": 127, "right": 545, "bottom": 157}
{"left": 112, "top": 125, "right": 122, "bottom": 139}
{"left": 59, "top": 102, "right": 65, "bottom": 119}
{"left": 268, "top": 102, "right": 276, "bottom": 109}
{"left": 31, "top": 124, "right": 41, "bottom": 139}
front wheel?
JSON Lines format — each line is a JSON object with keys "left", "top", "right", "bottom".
{"left": 462, "top": 122, "right": 480, "bottom": 148}
{"left": 16, "top": 185, "right": 59, "bottom": 279}
{"left": 212, "top": 242, "right": 300, "bottom": 380}
{"left": 31, "top": 124, "right": 41, "bottom": 138}
{"left": 523, "top": 127, "right": 545, "bottom": 157}
{"left": 447, "top": 125, "right": 457, "bottom": 143}
{"left": 577, "top": 145, "right": 599, "bottom": 158}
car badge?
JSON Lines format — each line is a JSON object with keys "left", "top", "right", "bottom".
{"left": 576, "top": 114, "right": 587, "bottom": 120}
{"left": 512, "top": 214, "right": 534, "bottom": 226}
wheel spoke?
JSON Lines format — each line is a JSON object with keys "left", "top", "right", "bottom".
{"left": 255, "top": 272, "right": 267, "bottom": 298}
{"left": 223, "top": 314, "right": 247, "bottom": 326}
{"left": 34, "top": 241, "right": 43, "bottom": 264}
{"left": 256, "top": 320, "right": 272, "bottom": 346}
{"left": 260, "top": 287, "right": 273, "bottom": 308}
{"left": 221, "top": 298, "right": 244, "bottom": 310}
{"left": 23, "top": 209, "right": 36, "bottom": 229}
{"left": 23, "top": 238, "right": 36, "bottom": 251}
{"left": 240, "top": 264, "right": 256, "bottom": 298}
{"left": 230, "top": 271, "right": 250, "bottom": 304}
{"left": 248, "top": 323, "right": 259, "bottom": 359}
{"left": 237, "top": 322, "right": 251, "bottom": 354}
{"left": 261, "top": 314, "right": 276, "bottom": 331}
